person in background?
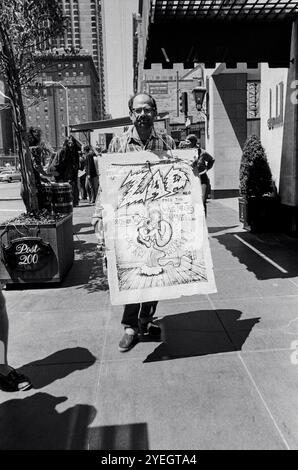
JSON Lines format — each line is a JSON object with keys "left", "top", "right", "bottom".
{"left": 92, "top": 92, "right": 176, "bottom": 353}
{"left": 78, "top": 150, "right": 88, "bottom": 201}
{"left": 179, "top": 134, "right": 215, "bottom": 214}
{"left": 68, "top": 135, "right": 80, "bottom": 207}
{"left": 26, "top": 127, "right": 52, "bottom": 210}
{"left": 49, "top": 136, "right": 80, "bottom": 206}
{"left": 83, "top": 144, "right": 99, "bottom": 204}
{"left": 0, "top": 285, "right": 32, "bottom": 391}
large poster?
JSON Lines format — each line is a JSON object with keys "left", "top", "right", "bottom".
{"left": 98, "top": 150, "right": 217, "bottom": 305}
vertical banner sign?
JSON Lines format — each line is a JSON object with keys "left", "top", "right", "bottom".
{"left": 98, "top": 150, "right": 217, "bottom": 305}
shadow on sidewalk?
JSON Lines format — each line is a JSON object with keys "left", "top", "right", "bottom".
{"left": 73, "top": 222, "right": 95, "bottom": 236}
{"left": 0, "top": 393, "right": 96, "bottom": 449}
{"left": 143, "top": 309, "right": 259, "bottom": 363}
{"left": 62, "top": 238, "right": 108, "bottom": 292}
{"left": 17, "top": 347, "right": 96, "bottom": 389}
{"left": 88, "top": 422, "right": 149, "bottom": 450}
{"left": 213, "top": 230, "right": 298, "bottom": 279}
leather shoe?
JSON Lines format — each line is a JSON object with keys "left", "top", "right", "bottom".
{"left": 118, "top": 330, "right": 138, "bottom": 352}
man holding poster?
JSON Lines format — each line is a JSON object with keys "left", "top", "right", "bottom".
{"left": 92, "top": 92, "right": 216, "bottom": 353}
{"left": 92, "top": 92, "right": 176, "bottom": 352}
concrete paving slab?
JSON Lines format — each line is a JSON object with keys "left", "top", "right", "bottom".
{"left": 255, "top": 277, "right": 298, "bottom": 297}
{"left": 211, "top": 266, "right": 298, "bottom": 300}
{"left": 211, "top": 296, "right": 298, "bottom": 351}
{"left": 210, "top": 268, "right": 263, "bottom": 300}
{"left": 89, "top": 354, "right": 287, "bottom": 450}
{"left": 6, "top": 308, "right": 108, "bottom": 366}
{"left": 0, "top": 363, "right": 100, "bottom": 449}
{"left": 4, "top": 287, "right": 111, "bottom": 313}
{"left": 240, "top": 350, "right": 298, "bottom": 449}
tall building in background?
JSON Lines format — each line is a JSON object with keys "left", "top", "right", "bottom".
{"left": 51, "top": 0, "right": 106, "bottom": 118}
{"left": 25, "top": 55, "right": 100, "bottom": 149}
{"left": 103, "top": 0, "right": 138, "bottom": 118}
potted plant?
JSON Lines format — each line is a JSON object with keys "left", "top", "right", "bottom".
{"left": 0, "top": 2, "right": 74, "bottom": 286}
{"left": 239, "top": 135, "right": 279, "bottom": 232}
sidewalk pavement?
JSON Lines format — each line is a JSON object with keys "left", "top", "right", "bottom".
{"left": 0, "top": 197, "right": 298, "bottom": 450}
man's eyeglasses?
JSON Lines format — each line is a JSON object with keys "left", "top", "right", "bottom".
{"left": 132, "top": 106, "right": 154, "bottom": 115}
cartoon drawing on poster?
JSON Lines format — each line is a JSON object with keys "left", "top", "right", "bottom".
{"left": 98, "top": 150, "right": 216, "bottom": 305}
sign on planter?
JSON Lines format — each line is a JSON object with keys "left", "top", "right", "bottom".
{"left": 97, "top": 149, "right": 217, "bottom": 305}
{"left": 1, "top": 237, "right": 55, "bottom": 272}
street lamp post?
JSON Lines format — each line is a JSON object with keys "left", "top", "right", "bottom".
{"left": 192, "top": 86, "right": 208, "bottom": 116}
{"left": 44, "top": 81, "right": 70, "bottom": 138}
{"left": 192, "top": 85, "right": 209, "bottom": 139}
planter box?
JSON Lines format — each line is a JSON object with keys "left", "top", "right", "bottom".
{"left": 239, "top": 196, "right": 280, "bottom": 232}
{"left": 0, "top": 213, "right": 74, "bottom": 286}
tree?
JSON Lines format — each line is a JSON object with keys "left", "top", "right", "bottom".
{"left": 0, "top": 0, "right": 67, "bottom": 213}
{"left": 239, "top": 135, "right": 274, "bottom": 200}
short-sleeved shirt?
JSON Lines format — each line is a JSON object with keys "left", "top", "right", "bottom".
{"left": 108, "top": 126, "right": 176, "bottom": 153}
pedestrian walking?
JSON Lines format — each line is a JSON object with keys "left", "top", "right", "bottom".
{"left": 180, "top": 134, "right": 215, "bottom": 214}
{"left": 26, "top": 127, "right": 52, "bottom": 210}
{"left": 0, "top": 285, "right": 32, "bottom": 391}
{"left": 78, "top": 151, "right": 88, "bottom": 200}
{"left": 92, "top": 92, "right": 176, "bottom": 352}
{"left": 83, "top": 145, "right": 99, "bottom": 204}
{"left": 49, "top": 136, "right": 80, "bottom": 206}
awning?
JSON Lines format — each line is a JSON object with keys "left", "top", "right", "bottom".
{"left": 141, "top": 0, "right": 298, "bottom": 68}
{"left": 69, "top": 112, "right": 170, "bottom": 132}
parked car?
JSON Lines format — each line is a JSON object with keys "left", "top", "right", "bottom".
{"left": 0, "top": 169, "right": 22, "bottom": 182}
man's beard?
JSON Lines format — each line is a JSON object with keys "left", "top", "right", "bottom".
{"left": 135, "top": 116, "right": 152, "bottom": 128}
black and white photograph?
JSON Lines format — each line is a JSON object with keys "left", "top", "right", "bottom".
{"left": 0, "top": 0, "right": 297, "bottom": 457}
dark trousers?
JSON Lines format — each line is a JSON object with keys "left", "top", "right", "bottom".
{"left": 122, "top": 301, "right": 158, "bottom": 330}
{"left": 71, "top": 172, "right": 79, "bottom": 206}
{"left": 79, "top": 174, "right": 88, "bottom": 199}
{"left": 200, "top": 174, "right": 210, "bottom": 215}
{"left": 201, "top": 182, "right": 208, "bottom": 214}
{"left": 85, "top": 175, "right": 99, "bottom": 203}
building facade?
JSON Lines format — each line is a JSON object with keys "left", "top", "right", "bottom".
{"left": 140, "top": 64, "right": 206, "bottom": 145}
{"left": 134, "top": 14, "right": 205, "bottom": 144}
{"left": 51, "top": 0, "right": 106, "bottom": 118}
{"left": 25, "top": 55, "right": 101, "bottom": 149}
{"left": 204, "top": 63, "right": 260, "bottom": 197}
